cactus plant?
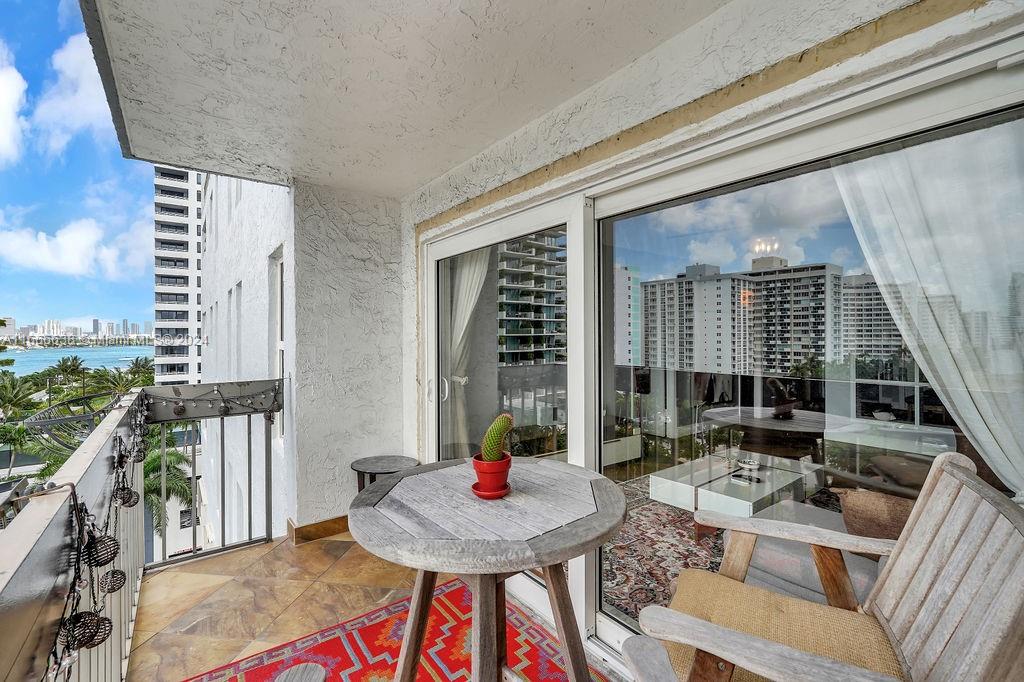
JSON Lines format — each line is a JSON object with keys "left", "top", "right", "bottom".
{"left": 480, "top": 413, "right": 514, "bottom": 462}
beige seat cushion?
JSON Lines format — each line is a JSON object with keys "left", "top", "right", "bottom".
{"left": 661, "top": 569, "right": 906, "bottom": 681}
{"left": 833, "top": 488, "right": 914, "bottom": 541}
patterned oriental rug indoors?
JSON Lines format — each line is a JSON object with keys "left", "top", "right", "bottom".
{"left": 186, "top": 579, "right": 610, "bottom": 681}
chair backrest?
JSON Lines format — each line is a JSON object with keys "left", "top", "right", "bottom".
{"left": 865, "top": 452, "right": 1024, "bottom": 681}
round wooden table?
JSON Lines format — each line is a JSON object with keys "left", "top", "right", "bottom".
{"left": 350, "top": 455, "right": 420, "bottom": 492}
{"left": 349, "top": 457, "right": 626, "bottom": 682}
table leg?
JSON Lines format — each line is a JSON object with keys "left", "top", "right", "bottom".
{"left": 395, "top": 569, "right": 437, "bottom": 682}
{"left": 495, "top": 580, "right": 506, "bottom": 667}
{"left": 542, "top": 563, "right": 589, "bottom": 682}
{"left": 357, "top": 472, "right": 366, "bottom": 492}
{"left": 469, "top": 574, "right": 500, "bottom": 682}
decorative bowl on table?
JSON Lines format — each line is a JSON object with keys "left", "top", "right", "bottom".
{"left": 736, "top": 458, "right": 761, "bottom": 471}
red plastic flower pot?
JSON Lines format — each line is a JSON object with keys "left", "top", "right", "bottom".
{"left": 471, "top": 452, "right": 511, "bottom": 499}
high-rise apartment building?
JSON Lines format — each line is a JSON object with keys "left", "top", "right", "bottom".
{"left": 153, "top": 165, "right": 204, "bottom": 385}
{"left": 91, "top": 318, "right": 100, "bottom": 336}
{"left": 642, "top": 264, "right": 755, "bottom": 374}
{"left": 746, "top": 257, "right": 843, "bottom": 375}
{"left": 496, "top": 229, "right": 567, "bottom": 367}
{"left": 0, "top": 317, "right": 14, "bottom": 337}
{"left": 613, "top": 265, "right": 643, "bottom": 366}
{"left": 642, "top": 258, "right": 841, "bottom": 376}
{"left": 841, "top": 274, "right": 904, "bottom": 360}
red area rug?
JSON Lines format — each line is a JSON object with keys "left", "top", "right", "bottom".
{"left": 186, "top": 579, "right": 610, "bottom": 681}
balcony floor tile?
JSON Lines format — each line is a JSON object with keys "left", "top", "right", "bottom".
{"left": 162, "top": 575, "right": 311, "bottom": 640}
{"left": 134, "top": 571, "right": 233, "bottom": 632}
{"left": 256, "top": 581, "right": 411, "bottom": 644}
{"left": 126, "top": 632, "right": 250, "bottom": 681}
{"left": 241, "top": 537, "right": 354, "bottom": 581}
{"left": 128, "top": 535, "right": 418, "bottom": 681}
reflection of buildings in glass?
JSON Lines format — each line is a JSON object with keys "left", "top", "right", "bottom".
{"left": 613, "top": 265, "right": 644, "bottom": 367}
{"left": 496, "top": 229, "right": 567, "bottom": 367}
{"left": 495, "top": 229, "right": 568, "bottom": 435}
{"left": 841, "top": 274, "right": 904, "bottom": 360}
{"left": 746, "top": 256, "right": 843, "bottom": 375}
{"left": 642, "top": 258, "right": 841, "bottom": 377}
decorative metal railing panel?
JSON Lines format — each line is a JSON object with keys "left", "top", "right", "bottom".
{"left": 0, "top": 392, "right": 146, "bottom": 681}
{"left": 140, "top": 380, "right": 283, "bottom": 567}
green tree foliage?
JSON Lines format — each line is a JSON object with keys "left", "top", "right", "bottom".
{"left": 142, "top": 425, "right": 193, "bottom": 536}
{"left": 0, "top": 376, "right": 38, "bottom": 420}
{"left": 0, "top": 318, "right": 12, "bottom": 369}
{"left": 0, "top": 422, "right": 30, "bottom": 477}
{"left": 91, "top": 367, "right": 141, "bottom": 395}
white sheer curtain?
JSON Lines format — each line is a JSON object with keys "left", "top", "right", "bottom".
{"left": 449, "top": 247, "right": 491, "bottom": 449}
{"left": 832, "top": 116, "right": 1024, "bottom": 499}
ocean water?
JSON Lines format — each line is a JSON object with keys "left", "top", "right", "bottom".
{"left": 1, "top": 345, "right": 154, "bottom": 376}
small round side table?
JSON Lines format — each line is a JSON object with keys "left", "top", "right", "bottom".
{"left": 351, "top": 455, "right": 420, "bottom": 492}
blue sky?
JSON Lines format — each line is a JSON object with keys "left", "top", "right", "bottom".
{"left": 0, "top": 0, "right": 152, "bottom": 330}
{"left": 610, "top": 167, "right": 867, "bottom": 282}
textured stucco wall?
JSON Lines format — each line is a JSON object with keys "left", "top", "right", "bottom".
{"left": 291, "top": 183, "right": 404, "bottom": 525}
{"left": 200, "top": 176, "right": 296, "bottom": 541}
{"left": 193, "top": 0, "right": 1013, "bottom": 527}
{"left": 405, "top": 0, "right": 922, "bottom": 227}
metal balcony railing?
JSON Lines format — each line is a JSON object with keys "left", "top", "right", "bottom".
{"left": 0, "top": 381, "right": 283, "bottom": 680}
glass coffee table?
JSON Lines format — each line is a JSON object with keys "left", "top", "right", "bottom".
{"left": 649, "top": 448, "right": 822, "bottom": 518}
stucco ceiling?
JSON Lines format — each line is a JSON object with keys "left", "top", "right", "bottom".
{"left": 88, "top": 0, "right": 729, "bottom": 195}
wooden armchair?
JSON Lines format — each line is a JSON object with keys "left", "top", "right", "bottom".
{"left": 622, "top": 452, "right": 1024, "bottom": 681}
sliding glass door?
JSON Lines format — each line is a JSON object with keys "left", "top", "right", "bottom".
{"left": 421, "top": 61, "right": 1023, "bottom": 666}
{"left": 436, "top": 226, "right": 570, "bottom": 462}
{"left": 596, "top": 107, "right": 1024, "bottom": 631}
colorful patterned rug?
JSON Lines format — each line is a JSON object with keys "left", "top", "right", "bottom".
{"left": 186, "top": 579, "right": 610, "bottom": 681}
{"left": 602, "top": 475, "right": 843, "bottom": 622}
{"left": 602, "top": 475, "right": 725, "bottom": 622}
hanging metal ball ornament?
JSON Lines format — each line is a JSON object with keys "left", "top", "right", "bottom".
{"left": 98, "top": 568, "right": 126, "bottom": 593}
{"left": 111, "top": 483, "right": 133, "bottom": 506}
{"left": 121, "top": 488, "right": 140, "bottom": 508}
{"left": 83, "top": 532, "right": 119, "bottom": 567}
{"left": 58, "top": 611, "right": 100, "bottom": 650}
{"left": 82, "top": 614, "right": 113, "bottom": 649}
{"left": 131, "top": 441, "right": 146, "bottom": 463}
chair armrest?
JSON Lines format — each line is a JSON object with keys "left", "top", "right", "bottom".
{"left": 696, "top": 510, "right": 897, "bottom": 556}
{"left": 639, "top": 606, "right": 900, "bottom": 682}
{"left": 621, "top": 635, "right": 677, "bottom": 682}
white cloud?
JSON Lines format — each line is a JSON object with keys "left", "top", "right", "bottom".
{"left": 0, "top": 210, "right": 152, "bottom": 282}
{"left": 0, "top": 40, "right": 28, "bottom": 167}
{"left": 688, "top": 235, "right": 737, "bottom": 267}
{"left": 650, "top": 171, "right": 849, "bottom": 269}
{"left": 830, "top": 246, "right": 854, "bottom": 265}
{"left": 57, "top": 0, "right": 80, "bottom": 29}
{"left": 32, "top": 33, "right": 113, "bottom": 156}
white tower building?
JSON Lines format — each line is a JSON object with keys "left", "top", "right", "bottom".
{"left": 153, "top": 165, "right": 204, "bottom": 385}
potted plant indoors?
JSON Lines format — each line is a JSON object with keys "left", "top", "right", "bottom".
{"left": 471, "top": 413, "right": 513, "bottom": 499}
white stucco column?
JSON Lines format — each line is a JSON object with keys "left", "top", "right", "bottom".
{"left": 291, "top": 182, "right": 405, "bottom": 526}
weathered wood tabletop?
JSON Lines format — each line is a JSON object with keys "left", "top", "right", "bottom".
{"left": 349, "top": 457, "right": 626, "bottom": 682}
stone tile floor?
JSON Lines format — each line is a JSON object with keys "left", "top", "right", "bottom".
{"left": 127, "top": 532, "right": 432, "bottom": 681}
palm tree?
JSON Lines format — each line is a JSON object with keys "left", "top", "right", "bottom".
{"left": 142, "top": 426, "right": 193, "bottom": 536}
{"left": 91, "top": 367, "right": 139, "bottom": 396}
{"left": 127, "top": 356, "right": 154, "bottom": 377}
{"left": 1, "top": 422, "right": 29, "bottom": 477}
{"left": 54, "top": 355, "right": 86, "bottom": 383}
{"left": 0, "top": 376, "right": 37, "bottom": 421}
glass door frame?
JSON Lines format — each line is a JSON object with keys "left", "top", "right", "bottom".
{"left": 421, "top": 193, "right": 602, "bottom": 647}
{"left": 418, "top": 31, "right": 1024, "bottom": 667}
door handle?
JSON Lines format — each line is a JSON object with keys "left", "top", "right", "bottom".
{"left": 440, "top": 376, "right": 450, "bottom": 402}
